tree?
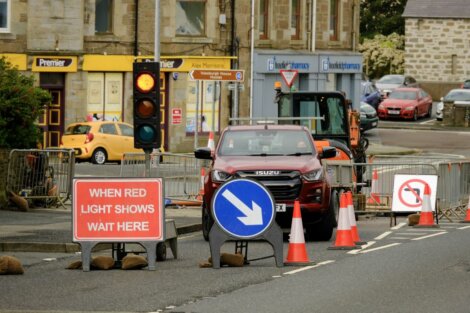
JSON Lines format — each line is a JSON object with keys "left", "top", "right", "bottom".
{"left": 360, "top": 0, "right": 407, "bottom": 39}
{"left": 358, "top": 33, "right": 405, "bottom": 79}
{"left": 0, "top": 57, "right": 51, "bottom": 149}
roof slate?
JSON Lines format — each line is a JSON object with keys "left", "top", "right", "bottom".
{"left": 402, "top": 0, "right": 470, "bottom": 18}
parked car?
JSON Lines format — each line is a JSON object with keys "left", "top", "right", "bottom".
{"left": 60, "top": 121, "right": 142, "bottom": 164}
{"left": 361, "top": 81, "right": 382, "bottom": 110}
{"left": 436, "top": 88, "right": 470, "bottom": 121}
{"left": 360, "top": 102, "right": 379, "bottom": 132}
{"left": 377, "top": 87, "right": 433, "bottom": 121}
{"left": 375, "top": 74, "right": 418, "bottom": 98}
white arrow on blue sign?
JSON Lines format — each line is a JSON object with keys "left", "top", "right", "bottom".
{"left": 212, "top": 178, "right": 275, "bottom": 239}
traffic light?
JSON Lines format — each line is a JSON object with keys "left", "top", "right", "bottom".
{"left": 133, "top": 61, "right": 160, "bottom": 151}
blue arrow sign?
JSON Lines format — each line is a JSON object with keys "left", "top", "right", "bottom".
{"left": 212, "top": 178, "right": 275, "bottom": 239}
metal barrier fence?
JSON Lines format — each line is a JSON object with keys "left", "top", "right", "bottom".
{"left": 120, "top": 152, "right": 206, "bottom": 204}
{"left": 6, "top": 149, "right": 75, "bottom": 208}
{"left": 325, "top": 158, "right": 470, "bottom": 222}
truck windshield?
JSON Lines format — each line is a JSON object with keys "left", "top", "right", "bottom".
{"left": 219, "top": 129, "right": 315, "bottom": 156}
{"left": 279, "top": 93, "right": 347, "bottom": 136}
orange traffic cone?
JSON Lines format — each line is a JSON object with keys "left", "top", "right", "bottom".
{"left": 346, "top": 191, "right": 367, "bottom": 245}
{"left": 207, "top": 132, "right": 215, "bottom": 152}
{"left": 329, "top": 193, "right": 358, "bottom": 250}
{"left": 367, "top": 170, "right": 381, "bottom": 204}
{"left": 460, "top": 195, "right": 470, "bottom": 223}
{"left": 285, "top": 200, "right": 313, "bottom": 265}
{"left": 415, "top": 183, "right": 439, "bottom": 228}
{"left": 196, "top": 167, "right": 205, "bottom": 201}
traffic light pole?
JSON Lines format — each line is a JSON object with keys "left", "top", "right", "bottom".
{"left": 144, "top": 0, "right": 160, "bottom": 178}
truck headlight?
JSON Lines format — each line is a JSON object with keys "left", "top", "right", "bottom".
{"left": 211, "top": 170, "right": 232, "bottom": 182}
{"left": 302, "top": 169, "right": 323, "bottom": 181}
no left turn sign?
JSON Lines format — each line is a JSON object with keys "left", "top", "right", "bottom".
{"left": 392, "top": 174, "right": 438, "bottom": 212}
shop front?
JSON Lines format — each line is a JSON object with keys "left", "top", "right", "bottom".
{"left": 252, "top": 50, "right": 363, "bottom": 118}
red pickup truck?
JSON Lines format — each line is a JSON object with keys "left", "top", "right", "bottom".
{"left": 194, "top": 124, "right": 338, "bottom": 241}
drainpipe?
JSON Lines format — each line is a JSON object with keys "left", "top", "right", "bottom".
{"left": 311, "top": 0, "right": 316, "bottom": 52}
{"left": 134, "top": 0, "right": 139, "bottom": 56}
{"left": 249, "top": 0, "right": 255, "bottom": 118}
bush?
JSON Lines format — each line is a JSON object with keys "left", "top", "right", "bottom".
{"left": 0, "top": 57, "right": 51, "bottom": 149}
{"left": 359, "top": 33, "right": 405, "bottom": 80}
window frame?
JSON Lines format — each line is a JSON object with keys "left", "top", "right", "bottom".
{"left": 329, "top": 0, "right": 339, "bottom": 41}
{"left": 0, "top": 0, "right": 11, "bottom": 33}
{"left": 175, "top": 0, "right": 207, "bottom": 37}
{"left": 95, "top": 0, "right": 114, "bottom": 34}
{"left": 290, "top": 0, "right": 301, "bottom": 40}
{"left": 259, "top": 0, "right": 269, "bottom": 40}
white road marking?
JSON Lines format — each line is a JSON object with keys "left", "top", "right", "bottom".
{"left": 391, "top": 222, "right": 406, "bottom": 230}
{"left": 375, "top": 231, "right": 392, "bottom": 240}
{"left": 359, "top": 243, "right": 401, "bottom": 254}
{"left": 458, "top": 225, "right": 470, "bottom": 230}
{"left": 283, "top": 260, "right": 335, "bottom": 275}
{"left": 411, "top": 231, "right": 447, "bottom": 241}
{"left": 348, "top": 241, "right": 376, "bottom": 254}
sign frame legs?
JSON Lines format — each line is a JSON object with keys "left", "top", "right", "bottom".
{"left": 209, "top": 223, "right": 284, "bottom": 269}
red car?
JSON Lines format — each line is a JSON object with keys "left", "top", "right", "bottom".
{"left": 194, "top": 124, "right": 338, "bottom": 242}
{"left": 377, "top": 87, "right": 433, "bottom": 121}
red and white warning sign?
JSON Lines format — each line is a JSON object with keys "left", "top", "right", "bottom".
{"left": 392, "top": 174, "right": 438, "bottom": 212}
{"left": 172, "top": 108, "right": 182, "bottom": 125}
{"left": 280, "top": 70, "right": 298, "bottom": 88}
{"left": 73, "top": 178, "right": 164, "bottom": 241}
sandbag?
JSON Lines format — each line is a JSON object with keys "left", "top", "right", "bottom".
{"left": 121, "top": 254, "right": 148, "bottom": 270}
{"left": 91, "top": 256, "right": 115, "bottom": 270}
{"left": 0, "top": 256, "right": 25, "bottom": 275}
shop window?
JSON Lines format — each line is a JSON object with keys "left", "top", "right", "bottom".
{"left": 185, "top": 80, "right": 220, "bottom": 134}
{"left": 329, "top": 0, "right": 339, "bottom": 41}
{"left": 290, "top": 0, "right": 300, "bottom": 40}
{"left": 0, "top": 0, "right": 10, "bottom": 33}
{"left": 87, "top": 72, "right": 123, "bottom": 121}
{"left": 259, "top": 0, "right": 269, "bottom": 39}
{"left": 176, "top": 0, "right": 205, "bottom": 36}
{"left": 95, "top": 0, "right": 113, "bottom": 34}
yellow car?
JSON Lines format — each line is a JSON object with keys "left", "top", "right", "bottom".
{"left": 60, "top": 121, "right": 143, "bottom": 164}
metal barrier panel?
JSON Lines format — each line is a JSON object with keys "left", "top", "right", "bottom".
{"left": 6, "top": 149, "right": 74, "bottom": 208}
{"left": 342, "top": 162, "right": 438, "bottom": 215}
{"left": 120, "top": 152, "right": 204, "bottom": 202}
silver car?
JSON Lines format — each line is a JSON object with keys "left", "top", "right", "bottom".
{"left": 375, "top": 74, "right": 418, "bottom": 98}
{"left": 436, "top": 88, "right": 470, "bottom": 121}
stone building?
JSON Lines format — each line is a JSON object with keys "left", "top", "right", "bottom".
{"left": 403, "top": 0, "right": 470, "bottom": 99}
{"left": 0, "top": 0, "right": 361, "bottom": 153}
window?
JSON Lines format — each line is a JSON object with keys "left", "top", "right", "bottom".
{"left": 87, "top": 73, "right": 123, "bottom": 122}
{"left": 176, "top": 0, "right": 205, "bottom": 36}
{"left": 259, "top": 0, "right": 269, "bottom": 39}
{"left": 291, "top": 0, "right": 300, "bottom": 39}
{"left": 119, "top": 124, "right": 134, "bottom": 137}
{"left": 99, "top": 123, "right": 117, "bottom": 135}
{"left": 329, "top": 0, "right": 339, "bottom": 41}
{"left": 95, "top": 0, "right": 113, "bottom": 33}
{"left": 0, "top": 0, "right": 10, "bottom": 33}
{"left": 185, "top": 80, "right": 220, "bottom": 134}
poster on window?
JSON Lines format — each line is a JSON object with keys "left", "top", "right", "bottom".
{"left": 86, "top": 73, "right": 123, "bottom": 122}
{"left": 185, "top": 80, "right": 220, "bottom": 133}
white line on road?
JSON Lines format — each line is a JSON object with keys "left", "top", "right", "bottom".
{"left": 458, "top": 225, "right": 470, "bottom": 230}
{"left": 283, "top": 260, "right": 335, "bottom": 275}
{"left": 375, "top": 231, "right": 392, "bottom": 240}
{"left": 391, "top": 223, "right": 406, "bottom": 230}
{"left": 411, "top": 231, "right": 447, "bottom": 241}
{"left": 348, "top": 241, "right": 376, "bottom": 254}
{"left": 359, "top": 243, "right": 401, "bottom": 254}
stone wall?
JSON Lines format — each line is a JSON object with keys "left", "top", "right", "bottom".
{"left": 405, "top": 18, "right": 470, "bottom": 99}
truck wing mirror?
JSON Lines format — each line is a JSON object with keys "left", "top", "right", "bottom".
{"left": 320, "top": 146, "right": 337, "bottom": 159}
{"left": 194, "top": 147, "right": 213, "bottom": 160}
